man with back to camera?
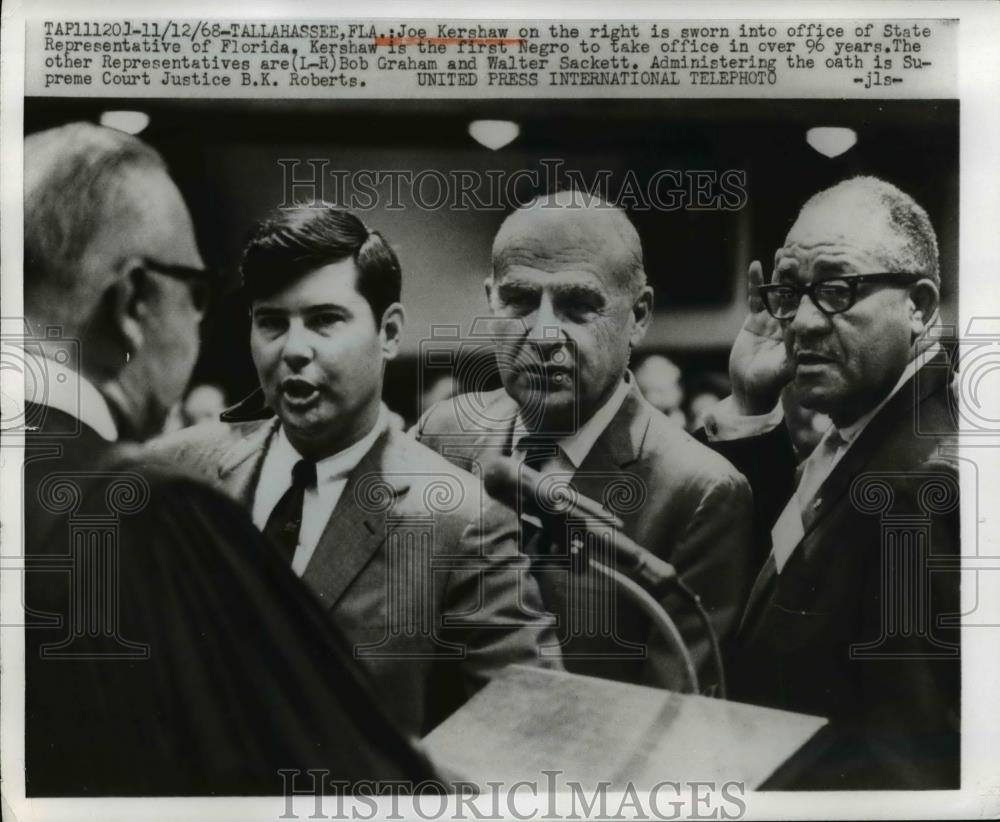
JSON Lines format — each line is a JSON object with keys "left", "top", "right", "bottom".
{"left": 20, "top": 123, "right": 436, "bottom": 794}
{"left": 415, "top": 191, "right": 755, "bottom": 691}
{"left": 702, "top": 176, "right": 959, "bottom": 789}
{"left": 146, "top": 204, "right": 559, "bottom": 737}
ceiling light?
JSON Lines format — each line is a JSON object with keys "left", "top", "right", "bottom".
{"left": 806, "top": 127, "right": 857, "bottom": 158}
{"left": 100, "top": 110, "right": 150, "bottom": 135}
{"left": 468, "top": 120, "right": 520, "bottom": 150}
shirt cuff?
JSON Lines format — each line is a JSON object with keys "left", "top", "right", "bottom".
{"left": 703, "top": 396, "right": 784, "bottom": 442}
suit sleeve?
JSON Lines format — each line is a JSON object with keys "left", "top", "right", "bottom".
{"left": 643, "top": 471, "right": 755, "bottom": 693}
{"left": 439, "top": 497, "right": 563, "bottom": 696}
{"left": 410, "top": 398, "right": 452, "bottom": 452}
{"left": 697, "top": 422, "right": 799, "bottom": 534}
{"left": 137, "top": 425, "right": 219, "bottom": 486}
{"left": 27, "top": 468, "right": 436, "bottom": 795}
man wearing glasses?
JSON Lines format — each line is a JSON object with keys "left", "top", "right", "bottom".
{"left": 20, "top": 123, "right": 436, "bottom": 793}
{"left": 703, "top": 176, "right": 959, "bottom": 789}
{"left": 22, "top": 124, "right": 215, "bottom": 442}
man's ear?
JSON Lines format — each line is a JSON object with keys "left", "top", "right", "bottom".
{"left": 628, "top": 285, "right": 655, "bottom": 348}
{"left": 908, "top": 278, "right": 940, "bottom": 337}
{"left": 109, "top": 261, "right": 152, "bottom": 357}
{"left": 484, "top": 276, "right": 495, "bottom": 308}
{"left": 379, "top": 303, "right": 406, "bottom": 360}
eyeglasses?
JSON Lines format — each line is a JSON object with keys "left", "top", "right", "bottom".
{"left": 141, "top": 257, "right": 215, "bottom": 312}
{"left": 757, "top": 273, "right": 924, "bottom": 320}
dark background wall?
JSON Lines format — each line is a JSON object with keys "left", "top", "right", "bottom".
{"left": 26, "top": 98, "right": 958, "bottom": 424}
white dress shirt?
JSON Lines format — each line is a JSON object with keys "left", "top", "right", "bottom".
{"left": 252, "top": 405, "right": 388, "bottom": 576}
{"left": 512, "top": 374, "right": 632, "bottom": 476}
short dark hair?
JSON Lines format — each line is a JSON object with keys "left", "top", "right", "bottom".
{"left": 240, "top": 204, "right": 402, "bottom": 322}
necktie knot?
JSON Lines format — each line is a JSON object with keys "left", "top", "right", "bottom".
{"left": 291, "top": 459, "right": 317, "bottom": 489}
{"left": 769, "top": 425, "right": 849, "bottom": 574}
{"left": 795, "top": 425, "right": 847, "bottom": 512}
{"left": 822, "top": 427, "right": 846, "bottom": 452}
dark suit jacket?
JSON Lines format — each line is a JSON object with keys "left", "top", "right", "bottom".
{"left": 23, "top": 404, "right": 435, "bottom": 795}
{"left": 708, "top": 353, "right": 960, "bottom": 789}
{"left": 145, "top": 417, "right": 560, "bottom": 737}
{"left": 414, "top": 383, "right": 755, "bottom": 691}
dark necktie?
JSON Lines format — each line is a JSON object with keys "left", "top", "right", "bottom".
{"left": 518, "top": 434, "right": 562, "bottom": 472}
{"left": 262, "top": 459, "right": 317, "bottom": 564}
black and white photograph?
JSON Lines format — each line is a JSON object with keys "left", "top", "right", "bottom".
{"left": 1, "top": 3, "right": 998, "bottom": 821}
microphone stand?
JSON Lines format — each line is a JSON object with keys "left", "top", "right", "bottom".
{"left": 564, "top": 532, "right": 727, "bottom": 699}
{"left": 482, "top": 459, "right": 726, "bottom": 697}
{"left": 584, "top": 551, "right": 699, "bottom": 694}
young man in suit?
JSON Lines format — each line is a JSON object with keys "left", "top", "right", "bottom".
{"left": 703, "top": 176, "right": 960, "bottom": 789}
{"left": 148, "top": 205, "right": 558, "bottom": 738}
{"left": 415, "top": 192, "right": 755, "bottom": 690}
{"left": 20, "top": 124, "right": 435, "bottom": 794}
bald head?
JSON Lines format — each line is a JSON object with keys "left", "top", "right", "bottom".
{"left": 24, "top": 122, "right": 200, "bottom": 333}
{"left": 792, "top": 176, "right": 939, "bottom": 284}
{"left": 486, "top": 192, "right": 654, "bottom": 430}
{"left": 775, "top": 175, "right": 942, "bottom": 427}
{"left": 492, "top": 192, "right": 646, "bottom": 297}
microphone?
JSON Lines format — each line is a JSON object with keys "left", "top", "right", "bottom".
{"left": 482, "top": 458, "right": 678, "bottom": 597}
{"left": 483, "top": 457, "right": 626, "bottom": 529}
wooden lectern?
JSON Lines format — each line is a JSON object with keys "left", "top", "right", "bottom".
{"left": 423, "top": 666, "right": 828, "bottom": 790}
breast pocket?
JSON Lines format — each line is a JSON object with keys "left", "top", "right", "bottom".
{"left": 760, "top": 597, "right": 835, "bottom": 654}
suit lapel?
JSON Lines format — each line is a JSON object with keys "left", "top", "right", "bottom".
{"left": 740, "top": 352, "right": 950, "bottom": 633}
{"left": 427, "top": 390, "right": 514, "bottom": 480}
{"left": 217, "top": 419, "right": 278, "bottom": 507}
{"left": 301, "top": 429, "right": 410, "bottom": 608}
{"left": 573, "top": 384, "right": 647, "bottom": 505}
{"left": 474, "top": 391, "right": 520, "bottom": 458}
{"left": 793, "top": 351, "right": 951, "bottom": 548}
{"left": 473, "top": 384, "right": 648, "bottom": 522}
{"left": 741, "top": 350, "right": 953, "bottom": 630}
{"left": 739, "top": 554, "right": 778, "bottom": 634}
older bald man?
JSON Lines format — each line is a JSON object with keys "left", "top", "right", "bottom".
{"left": 704, "top": 176, "right": 960, "bottom": 789}
{"left": 416, "top": 192, "right": 754, "bottom": 690}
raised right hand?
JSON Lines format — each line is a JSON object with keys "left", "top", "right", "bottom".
{"left": 728, "top": 261, "right": 794, "bottom": 415}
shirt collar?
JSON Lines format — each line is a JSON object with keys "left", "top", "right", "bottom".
{"left": 24, "top": 347, "right": 118, "bottom": 441}
{"left": 513, "top": 373, "right": 632, "bottom": 469}
{"left": 837, "top": 342, "right": 942, "bottom": 445}
{"left": 273, "top": 403, "right": 388, "bottom": 483}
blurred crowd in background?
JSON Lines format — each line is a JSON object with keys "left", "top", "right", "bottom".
{"left": 169, "top": 352, "right": 832, "bottom": 458}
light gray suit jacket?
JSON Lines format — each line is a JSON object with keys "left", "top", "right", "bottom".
{"left": 144, "top": 418, "right": 559, "bottom": 736}
{"left": 415, "top": 384, "right": 755, "bottom": 691}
